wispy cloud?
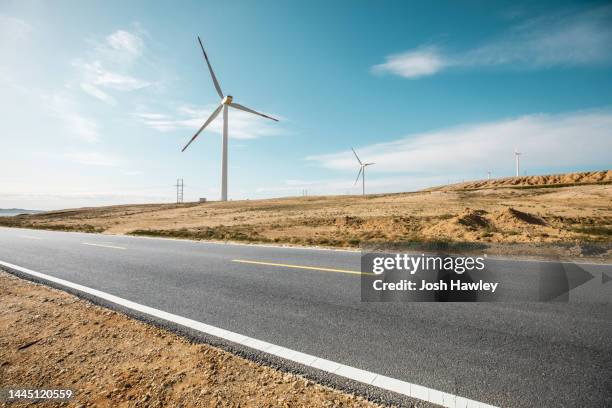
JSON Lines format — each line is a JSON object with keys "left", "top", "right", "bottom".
{"left": 122, "top": 170, "right": 143, "bottom": 176}
{"left": 63, "top": 152, "right": 121, "bottom": 167}
{"left": 0, "top": 191, "right": 173, "bottom": 211}
{"left": 80, "top": 82, "right": 116, "bottom": 104}
{"left": 372, "top": 46, "right": 447, "bottom": 79}
{"left": 75, "top": 28, "right": 151, "bottom": 103}
{"left": 307, "top": 109, "right": 612, "bottom": 176}
{"left": 43, "top": 92, "right": 100, "bottom": 142}
{"left": 134, "top": 104, "right": 283, "bottom": 140}
{"left": 373, "top": 5, "right": 612, "bottom": 78}
{"left": 105, "top": 30, "right": 144, "bottom": 59}
{"left": 254, "top": 175, "right": 453, "bottom": 196}
{"left": 0, "top": 14, "right": 32, "bottom": 79}
{"left": 0, "top": 14, "right": 32, "bottom": 44}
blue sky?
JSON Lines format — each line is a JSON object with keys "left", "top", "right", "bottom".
{"left": 1, "top": 0, "right": 611, "bottom": 209}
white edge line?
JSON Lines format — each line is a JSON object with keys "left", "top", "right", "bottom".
{"left": 81, "top": 242, "right": 126, "bottom": 250}
{"left": 0, "top": 259, "right": 498, "bottom": 408}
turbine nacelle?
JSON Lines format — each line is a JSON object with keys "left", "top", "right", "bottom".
{"left": 222, "top": 95, "right": 234, "bottom": 105}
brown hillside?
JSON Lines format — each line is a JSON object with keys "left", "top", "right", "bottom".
{"left": 428, "top": 170, "right": 611, "bottom": 191}
{"left": 0, "top": 171, "right": 610, "bottom": 251}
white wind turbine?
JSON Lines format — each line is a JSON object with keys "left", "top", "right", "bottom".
{"left": 181, "top": 36, "right": 278, "bottom": 201}
{"left": 352, "top": 148, "right": 375, "bottom": 196}
{"left": 514, "top": 148, "right": 521, "bottom": 177}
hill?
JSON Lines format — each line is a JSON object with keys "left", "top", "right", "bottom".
{"left": 0, "top": 208, "right": 44, "bottom": 216}
{"left": 0, "top": 171, "right": 610, "bottom": 252}
{"left": 428, "top": 170, "right": 611, "bottom": 191}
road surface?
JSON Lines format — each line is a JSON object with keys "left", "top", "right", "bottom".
{"left": 0, "top": 227, "right": 610, "bottom": 407}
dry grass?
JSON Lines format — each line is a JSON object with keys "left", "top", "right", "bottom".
{"left": 1, "top": 172, "right": 611, "bottom": 248}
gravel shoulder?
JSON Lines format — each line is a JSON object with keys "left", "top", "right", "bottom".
{"left": 0, "top": 271, "right": 387, "bottom": 408}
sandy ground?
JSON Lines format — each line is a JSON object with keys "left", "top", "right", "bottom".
{"left": 1, "top": 172, "right": 610, "bottom": 250}
{"left": 0, "top": 271, "right": 389, "bottom": 408}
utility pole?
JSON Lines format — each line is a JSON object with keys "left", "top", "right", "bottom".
{"left": 175, "top": 178, "right": 184, "bottom": 204}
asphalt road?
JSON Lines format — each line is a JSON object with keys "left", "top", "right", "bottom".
{"left": 0, "top": 227, "right": 610, "bottom": 407}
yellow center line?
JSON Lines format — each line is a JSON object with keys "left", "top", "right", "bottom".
{"left": 232, "top": 259, "right": 373, "bottom": 276}
{"left": 81, "top": 242, "right": 126, "bottom": 250}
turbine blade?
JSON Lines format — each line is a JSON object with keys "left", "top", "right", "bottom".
{"left": 197, "top": 36, "right": 223, "bottom": 99}
{"left": 351, "top": 148, "right": 362, "bottom": 165}
{"left": 354, "top": 167, "right": 363, "bottom": 185}
{"left": 229, "top": 102, "right": 279, "bottom": 122}
{"left": 181, "top": 104, "right": 223, "bottom": 152}
{"left": 365, "top": 162, "right": 375, "bottom": 166}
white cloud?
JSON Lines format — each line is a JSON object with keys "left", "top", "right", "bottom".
{"left": 307, "top": 109, "right": 612, "bottom": 177}
{"left": 0, "top": 15, "right": 32, "bottom": 80}
{"left": 135, "top": 104, "right": 283, "bottom": 140}
{"left": 372, "top": 46, "right": 447, "bottom": 78}
{"left": 132, "top": 112, "right": 167, "bottom": 120}
{"left": 105, "top": 30, "right": 143, "bottom": 58}
{"left": 75, "top": 28, "right": 151, "bottom": 103}
{"left": 64, "top": 152, "right": 121, "bottom": 167}
{"left": 0, "top": 191, "right": 173, "bottom": 211}
{"left": 254, "top": 175, "right": 452, "bottom": 197}
{"left": 84, "top": 61, "right": 150, "bottom": 90}
{"left": 43, "top": 92, "right": 99, "bottom": 142}
{"left": 374, "top": 5, "right": 612, "bottom": 79}
{"left": 0, "top": 14, "right": 32, "bottom": 45}
{"left": 80, "top": 82, "right": 116, "bottom": 104}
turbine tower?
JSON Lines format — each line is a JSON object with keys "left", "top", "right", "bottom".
{"left": 181, "top": 36, "right": 278, "bottom": 201}
{"left": 514, "top": 148, "right": 521, "bottom": 177}
{"left": 352, "top": 148, "right": 375, "bottom": 196}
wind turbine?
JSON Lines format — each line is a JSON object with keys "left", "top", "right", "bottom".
{"left": 352, "top": 148, "right": 375, "bottom": 196}
{"left": 514, "top": 148, "right": 521, "bottom": 177}
{"left": 181, "top": 36, "right": 278, "bottom": 201}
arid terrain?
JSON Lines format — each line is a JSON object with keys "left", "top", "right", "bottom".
{"left": 1, "top": 171, "right": 610, "bottom": 252}
{"left": 0, "top": 271, "right": 387, "bottom": 408}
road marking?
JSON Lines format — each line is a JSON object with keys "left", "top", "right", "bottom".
{"left": 18, "top": 235, "right": 44, "bottom": 240}
{"left": 232, "top": 259, "right": 373, "bottom": 276}
{"left": 0, "top": 259, "right": 496, "bottom": 408}
{"left": 81, "top": 242, "right": 126, "bottom": 250}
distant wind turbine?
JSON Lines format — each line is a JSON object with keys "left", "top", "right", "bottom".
{"left": 352, "top": 148, "right": 375, "bottom": 196}
{"left": 514, "top": 148, "right": 521, "bottom": 177}
{"left": 181, "top": 36, "right": 279, "bottom": 201}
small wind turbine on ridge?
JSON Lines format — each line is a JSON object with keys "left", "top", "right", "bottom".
{"left": 514, "top": 148, "right": 521, "bottom": 177}
{"left": 352, "top": 148, "right": 375, "bottom": 196}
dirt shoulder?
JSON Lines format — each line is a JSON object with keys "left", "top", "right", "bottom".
{"left": 0, "top": 271, "right": 386, "bottom": 408}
